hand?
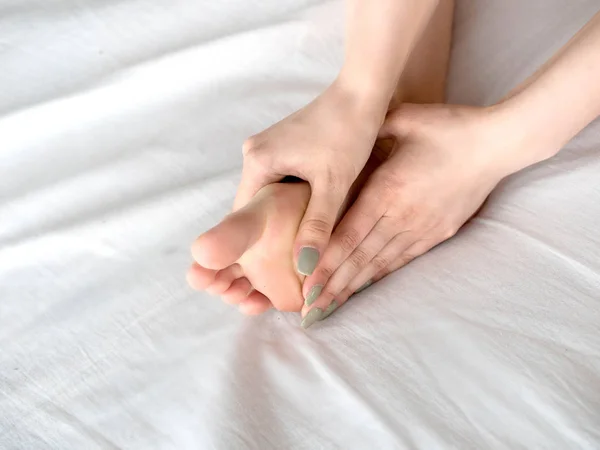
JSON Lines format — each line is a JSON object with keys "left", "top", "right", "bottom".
{"left": 234, "top": 79, "right": 387, "bottom": 276}
{"left": 300, "top": 103, "right": 538, "bottom": 325}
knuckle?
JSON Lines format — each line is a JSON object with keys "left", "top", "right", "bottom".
{"left": 320, "top": 286, "right": 336, "bottom": 301}
{"left": 371, "top": 255, "right": 389, "bottom": 272}
{"left": 303, "top": 215, "right": 332, "bottom": 238}
{"left": 316, "top": 266, "right": 335, "bottom": 282}
{"left": 338, "top": 288, "right": 353, "bottom": 302}
{"left": 242, "top": 135, "right": 260, "bottom": 156}
{"left": 399, "top": 251, "right": 417, "bottom": 266}
{"left": 338, "top": 228, "right": 361, "bottom": 253}
{"left": 374, "top": 269, "right": 390, "bottom": 282}
{"left": 243, "top": 145, "right": 270, "bottom": 174}
{"left": 349, "top": 248, "right": 370, "bottom": 270}
{"left": 442, "top": 226, "right": 459, "bottom": 241}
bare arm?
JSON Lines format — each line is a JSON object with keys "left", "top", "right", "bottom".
{"left": 336, "top": 0, "right": 441, "bottom": 115}
{"left": 500, "top": 9, "right": 600, "bottom": 172}
{"left": 299, "top": 9, "right": 600, "bottom": 322}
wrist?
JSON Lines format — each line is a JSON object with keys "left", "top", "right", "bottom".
{"left": 332, "top": 70, "right": 395, "bottom": 120}
{"left": 486, "top": 100, "right": 563, "bottom": 174}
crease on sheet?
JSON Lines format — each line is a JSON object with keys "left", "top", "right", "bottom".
{"left": 400, "top": 338, "right": 497, "bottom": 445}
{"left": 1, "top": 298, "right": 237, "bottom": 438}
{"left": 402, "top": 316, "right": 594, "bottom": 448}
{"left": 474, "top": 216, "right": 600, "bottom": 284}
{"left": 0, "top": 2, "right": 318, "bottom": 120}
{"left": 296, "top": 338, "right": 416, "bottom": 447}
{"left": 439, "top": 305, "right": 600, "bottom": 362}
{"left": 0, "top": 166, "right": 240, "bottom": 250}
{"left": 0, "top": 70, "right": 325, "bottom": 204}
{"left": 0, "top": 380, "right": 122, "bottom": 450}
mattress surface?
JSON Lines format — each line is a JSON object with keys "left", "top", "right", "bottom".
{"left": 1, "top": 1, "right": 599, "bottom": 448}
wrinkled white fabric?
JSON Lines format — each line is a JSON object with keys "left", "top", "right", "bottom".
{"left": 1, "top": 1, "right": 599, "bottom": 448}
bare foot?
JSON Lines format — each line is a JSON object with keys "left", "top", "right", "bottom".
{"left": 188, "top": 183, "right": 310, "bottom": 314}
{"left": 187, "top": 142, "right": 393, "bottom": 315}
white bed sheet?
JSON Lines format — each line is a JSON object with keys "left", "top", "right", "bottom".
{"left": 1, "top": 0, "right": 599, "bottom": 448}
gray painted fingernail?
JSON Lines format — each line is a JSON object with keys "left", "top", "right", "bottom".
{"left": 355, "top": 280, "right": 373, "bottom": 294}
{"left": 305, "top": 285, "right": 323, "bottom": 306}
{"left": 297, "top": 247, "right": 319, "bottom": 275}
{"left": 320, "top": 301, "right": 338, "bottom": 321}
{"left": 301, "top": 308, "right": 324, "bottom": 329}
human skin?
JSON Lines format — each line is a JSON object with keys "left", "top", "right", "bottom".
{"left": 186, "top": 0, "right": 455, "bottom": 317}
{"left": 301, "top": 9, "right": 600, "bottom": 325}
{"left": 233, "top": 0, "right": 446, "bottom": 277}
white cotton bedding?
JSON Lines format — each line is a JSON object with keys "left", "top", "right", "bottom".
{"left": 0, "top": 0, "right": 599, "bottom": 448}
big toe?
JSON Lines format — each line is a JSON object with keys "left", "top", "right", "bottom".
{"left": 191, "top": 209, "right": 263, "bottom": 270}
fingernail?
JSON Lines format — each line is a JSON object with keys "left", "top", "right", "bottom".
{"left": 320, "top": 301, "right": 338, "bottom": 321}
{"left": 305, "top": 285, "right": 323, "bottom": 306}
{"left": 355, "top": 280, "right": 373, "bottom": 294}
{"left": 301, "top": 307, "right": 324, "bottom": 329}
{"left": 297, "top": 247, "right": 319, "bottom": 275}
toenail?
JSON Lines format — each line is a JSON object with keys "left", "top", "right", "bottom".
{"left": 297, "top": 247, "right": 319, "bottom": 275}
{"left": 301, "top": 307, "right": 324, "bottom": 329}
{"left": 320, "top": 301, "right": 338, "bottom": 321}
{"left": 355, "top": 280, "right": 373, "bottom": 294}
{"left": 305, "top": 285, "right": 323, "bottom": 306}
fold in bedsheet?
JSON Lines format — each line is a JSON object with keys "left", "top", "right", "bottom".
{"left": 0, "top": 1, "right": 599, "bottom": 448}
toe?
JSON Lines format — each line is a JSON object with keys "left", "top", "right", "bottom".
{"left": 206, "top": 264, "right": 243, "bottom": 295}
{"left": 186, "top": 262, "right": 218, "bottom": 291}
{"left": 222, "top": 277, "right": 253, "bottom": 305}
{"left": 191, "top": 207, "right": 264, "bottom": 270}
{"left": 239, "top": 290, "right": 273, "bottom": 315}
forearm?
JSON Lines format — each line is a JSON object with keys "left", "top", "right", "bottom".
{"left": 336, "top": 0, "right": 441, "bottom": 115}
{"left": 500, "top": 10, "right": 600, "bottom": 170}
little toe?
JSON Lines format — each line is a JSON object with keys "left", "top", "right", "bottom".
{"left": 239, "top": 290, "right": 273, "bottom": 315}
{"left": 206, "top": 264, "right": 243, "bottom": 295}
{"left": 221, "top": 277, "right": 253, "bottom": 305}
{"left": 186, "top": 262, "right": 218, "bottom": 291}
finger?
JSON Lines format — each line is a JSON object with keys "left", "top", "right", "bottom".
{"left": 302, "top": 184, "right": 384, "bottom": 298}
{"left": 372, "top": 238, "right": 437, "bottom": 283}
{"left": 294, "top": 179, "right": 350, "bottom": 276}
{"left": 232, "top": 154, "right": 282, "bottom": 212}
{"left": 343, "top": 231, "right": 419, "bottom": 299}
{"left": 239, "top": 290, "right": 273, "bottom": 315}
{"left": 302, "top": 216, "right": 396, "bottom": 317}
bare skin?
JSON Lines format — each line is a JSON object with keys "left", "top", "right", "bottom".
{"left": 190, "top": 9, "right": 600, "bottom": 328}
{"left": 188, "top": 182, "right": 310, "bottom": 315}
{"left": 234, "top": 0, "right": 446, "bottom": 273}
{"left": 187, "top": 145, "right": 390, "bottom": 316}
{"left": 187, "top": 0, "right": 454, "bottom": 318}
{"left": 301, "top": 9, "right": 600, "bottom": 322}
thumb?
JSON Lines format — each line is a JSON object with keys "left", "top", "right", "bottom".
{"left": 294, "top": 182, "right": 347, "bottom": 276}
